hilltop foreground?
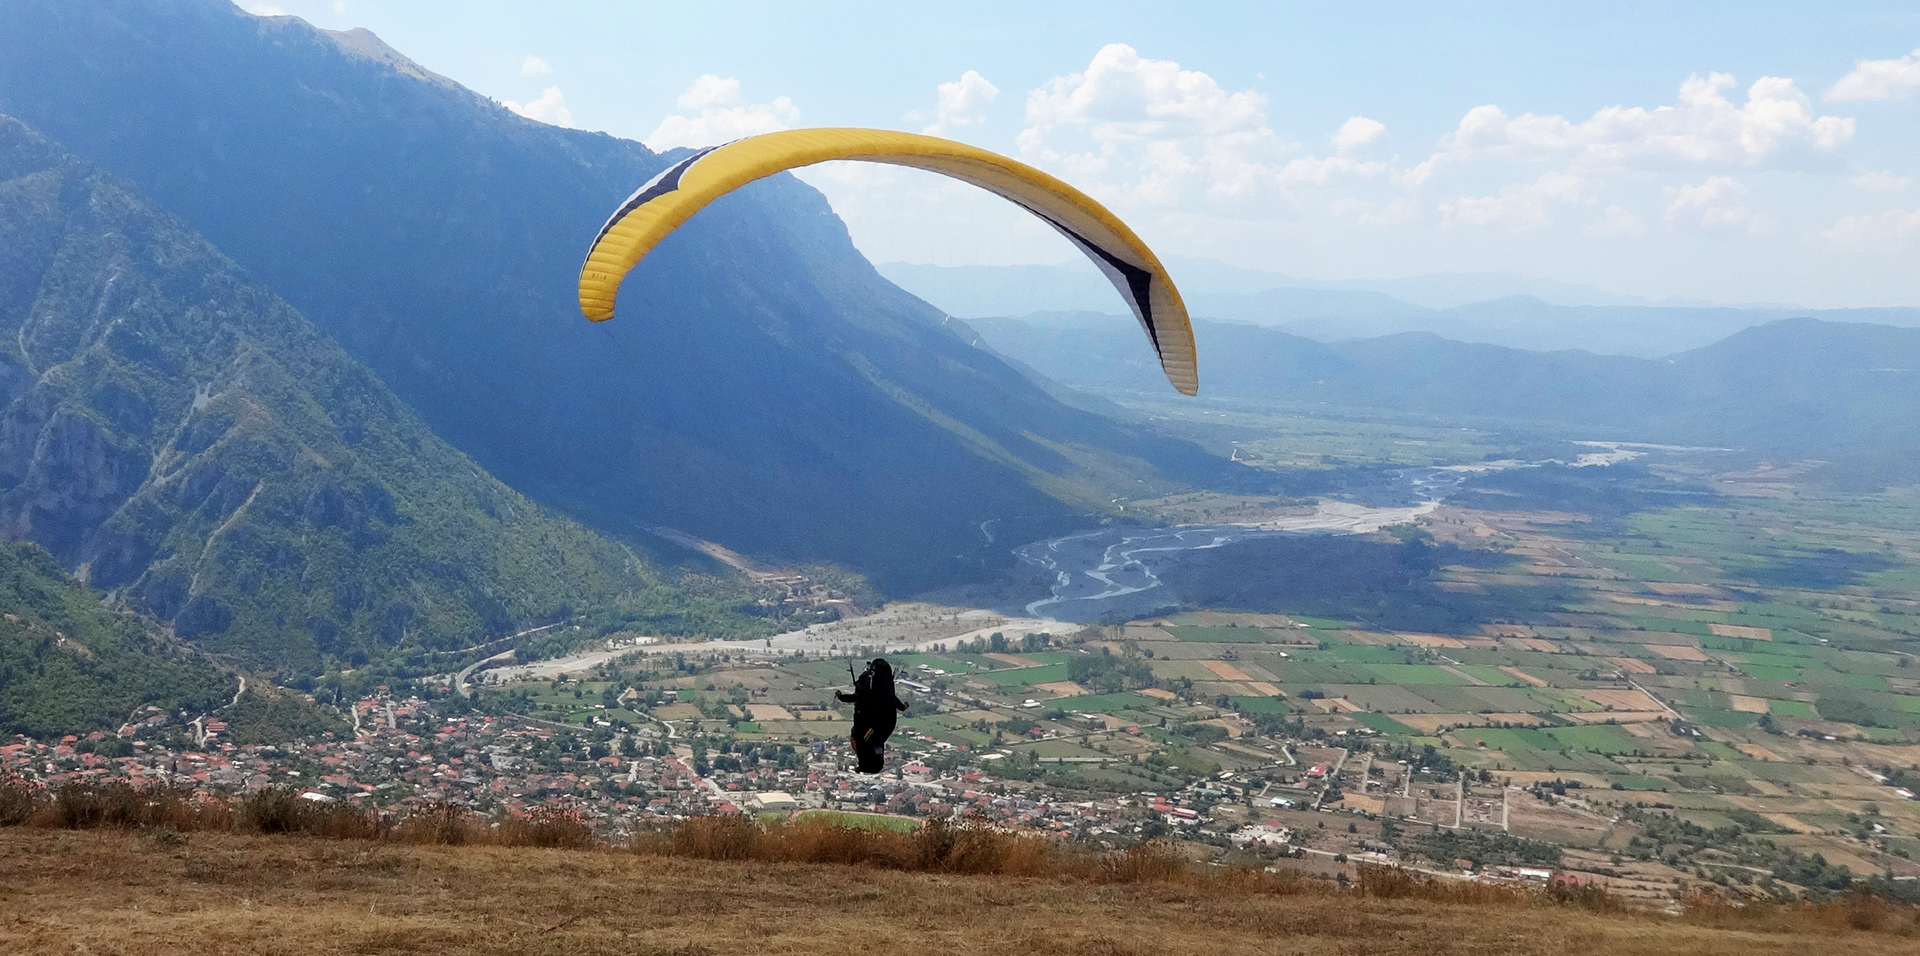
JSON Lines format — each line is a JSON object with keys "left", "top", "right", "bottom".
{"left": 0, "top": 828, "right": 1911, "bottom": 956}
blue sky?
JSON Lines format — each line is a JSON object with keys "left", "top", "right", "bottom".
{"left": 245, "top": 2, "right": 1920, "bottom": 307}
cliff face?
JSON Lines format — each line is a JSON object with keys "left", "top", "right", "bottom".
{"left": 0, "top": 115, "right": 741, "bottom": 675}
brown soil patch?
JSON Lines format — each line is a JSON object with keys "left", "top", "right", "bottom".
{"left": 1647, "top": 582, "right": 1723, "bottom": 597}
{"left": 1729, "top": 696, "right": 1771, "bottom": 714}
{"left": 747, "top": 704, "right": 795, "bottom": 721}
{"left": 1194, "top": 681, "right": 1261, "bottom": 698}
{"left": 985, "top": 653, "right": 1042, "bottom": 667}
{"left": 1195, "top": 718, "right": 1245, "bottom": 738}
{"left": 1399, "top": 633, "right": 1466, "bottom": 649}
{"left": 1334, "top": 794, "right": 1386, "bottom": 814}
{"left": 1515, "top": 639, "right": 1560, "bottom": 653}
{"left": 1031, "top": 681, "right": 1088, "bottom": 698}
{"left": 1647, "top": 645, "right": 1711, "bottom": 661}
{"left": 1709, "top": 624, "right": 1773, "bottom": 641}
{"left": 1561, "top": 711, "right": 1667, "bottom": 724}
{"left": 1202, "top": 661, "right": 1254, "bottom": 681}
{"left": 652, "top": 703, "right": 701, "bottom": 719}
{"left": 1138, "top": 688, "right": 1178, "bottom": 701}
{"left": 1601, "top": 593, "right": 1698, "bottom": 608}
{"left": 1338, "top": 630, "right": 1396, "bottom": 645}
{"left": 1735, "top": 742, "right": 1785, "bottom": 761}
{"left": 1396, "top": 713, "right": 1549, "bottom": 734}
{"left": 1609, "top": 657, "right": 1657, "bottom": 675}
{"left": 1246, "top": 682, "right": 1285, "bottom": 697}
{"left": 1322, "top": 697, "right": 1364, "bottom": 713}
{"left": 1578, "top": 689, "right": 1666, "bottom": 711}
{"left": 1498, "top": 667, "right": 1548, "bottom": 687}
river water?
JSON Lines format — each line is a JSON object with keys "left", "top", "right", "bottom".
{"left": 1011, "top": 449, "right": 1639, "bottom": 623}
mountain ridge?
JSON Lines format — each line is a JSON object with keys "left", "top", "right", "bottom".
{"left": 0, "top": 0, "right": 1240, "bottom": 593}
{"left": 879, "top": 262, "right": 1920, "bottom": 357}
{"left": 0, "top": 113, "right": 770, "bottom": 675}
{"left": 967, "top": 312, "right": 1920, "bottom": 459}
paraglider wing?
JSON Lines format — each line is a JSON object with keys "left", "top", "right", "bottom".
{"left": 578, "top": 128, "right": 1198, "bottom": 395}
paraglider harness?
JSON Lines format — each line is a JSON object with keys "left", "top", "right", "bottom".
{"left": 837, "top": 658, "right": 907, "bottom": 773}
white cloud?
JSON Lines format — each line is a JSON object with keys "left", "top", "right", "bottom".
{"left": 1851, "top": 170, "right": 1912, "bottom": 193}
{"left": 1664, "top": 176, "right": 1766, "bottom": 234}
{"left": 645, "top": 75, "right": 797, "bottom": 151}
{"left": 1406, "top": 73, "right": 1852, "bottom": 186}
{"left": 503, "top": 86, "right": 573, "bottom": 128}
{"left": 521, "top": 56, "right": 552, "bottom": 76}
{"left": 1826, "top": 48, "right": 1920, "bottom": 102}
{"left": 1331, "top": 117, "right": 1387, "bottom": 155}
{"left": 1017, "top": 44, "right": 1285, "bottom": 207}
{"left": 1439, "top": 172, "right": 1592, "bottom": 232}
{"left": 924, "top": 70, "right": 999, "bottom": 136}
{"left": 1820, "top": 207, "right": 1920, "bottom": 245}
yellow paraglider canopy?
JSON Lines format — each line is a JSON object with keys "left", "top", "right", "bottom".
{"left": 579, "top": 128, "right": 1198, "bottom": 395}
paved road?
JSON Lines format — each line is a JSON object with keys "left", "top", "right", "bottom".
{"left": 452, "top": 622, "right": 568, "bottom": 696}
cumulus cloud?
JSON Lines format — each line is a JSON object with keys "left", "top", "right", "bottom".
{"left": 1825, "top": 48, "right": 1920, "bottom": 102}
{"left": 1820, "top": 207, "right": 1920, "bottom": 245}
{"left": 1331, "top": 117, "right": 1387, "bottom": 155}
{"left": 1405, "top": 73, "right": 1852, "bottom": 186}
{"left": 924, "top": 70, "right": 999, "bottom": 135}
{"left": 1851, "top": 170, "right": 1912, "bottom": 193}
{"left": 521, "top": 56, "right": 552, "bottom": 76}
{"left": 1439, "top": 172, "right": 1592, "bottom": 232}
{"left": 503, "top": 86, "right": 573, "bottom": 127}
{"left": 1018, "top": 44, "right": 1286, "bottom": 206}
{"left": 646, "top": 75, "right": 798, "bottom": 151}
{"left": 1664, "top": 176, "right": 1766, "bottom": 234}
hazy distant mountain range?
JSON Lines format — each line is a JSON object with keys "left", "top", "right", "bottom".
{"left": 966, "top": 313, "right": 1920, "bottom": 460}
{"left": 0, "top": 0, "right": 1241, "bottom": 595}
{"left": 880, "top": 262, "right": 1920, "bottom": 358}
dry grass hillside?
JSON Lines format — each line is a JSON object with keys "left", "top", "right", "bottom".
{"left": 0, "top": 825, "right": 1914, "bottom": 956}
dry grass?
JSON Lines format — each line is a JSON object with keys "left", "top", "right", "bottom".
{"left": 2, "top": 828, "right": 1916, "bottom": 956}
{"left": 0, "top": 776, "right": 1915, "bottom": 954}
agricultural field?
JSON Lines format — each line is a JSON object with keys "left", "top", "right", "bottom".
{"left": 467, "top": 413, "right": 1920, "bottom": 895}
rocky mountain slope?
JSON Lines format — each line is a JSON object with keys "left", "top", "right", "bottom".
{"left": 0, "top": 115, "right": 754, "bottom": 675}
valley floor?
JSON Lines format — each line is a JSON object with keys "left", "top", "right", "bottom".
{"left": 0, "top": 829, "right": 1910, "bottom": 956}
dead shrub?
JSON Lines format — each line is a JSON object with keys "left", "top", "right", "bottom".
{"left": 1544, "top": 878, "right": 1628, "bottom": 915}
{"left": 1098, "top": 841, "right": 1186, "bottom": 884}
{"left": 0, "top": 768, "right": 45, "bottom": 826}
{"left": 498, "top": 805, "right": 595, "bottom": 850}
{"left": 40, "top": 781, "right": 203, "bottom": 830}
{"left": 396, "top": 801, "right": 475, "bottom": 846}
{"left": 1356, "top": 863, "right": 1423, "bottom": 899}
{"left": 239, "top": 787, "right": 310, "bottom": 834}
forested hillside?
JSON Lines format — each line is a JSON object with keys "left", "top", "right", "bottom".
{"left": 0, "top": 538, "right": 231, "bottom": 737}
{"left": 0, "top": 116, "right": 763, "bottom": 676}
{"left": 0, "top": 0, "right": 1241, "bottom": 592}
